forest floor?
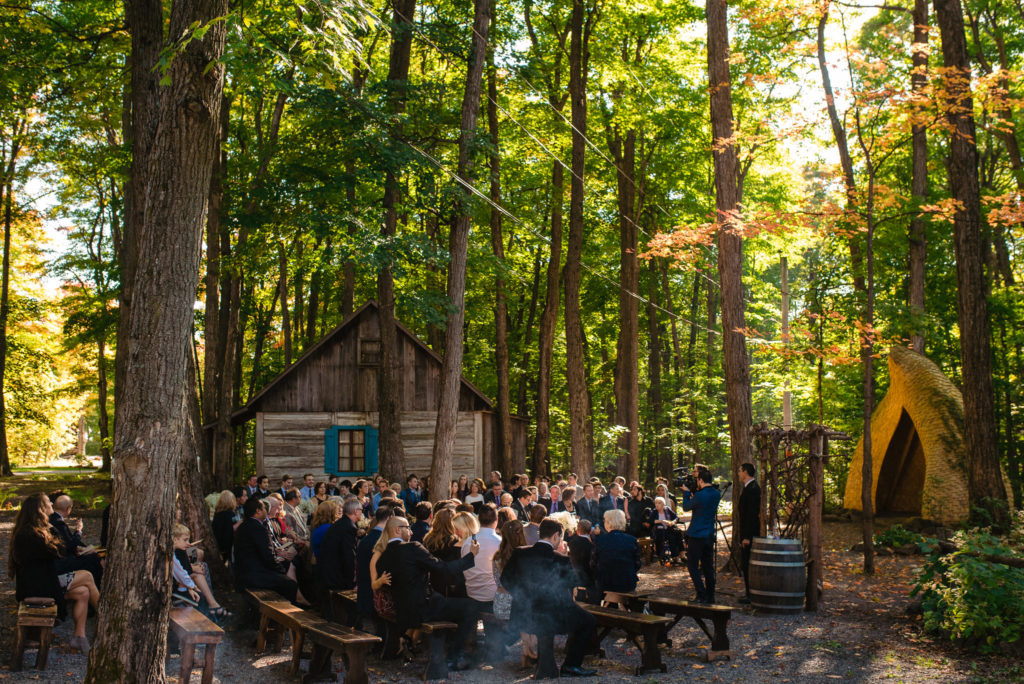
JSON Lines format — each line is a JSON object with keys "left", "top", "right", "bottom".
{"left": 0, "top": 511, "right": 1022, "bottom": 682}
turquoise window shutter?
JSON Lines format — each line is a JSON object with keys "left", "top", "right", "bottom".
{"left": 324, "top": 426, "right": 341, "bottom": 473}
{"left": 323, "top": 425, "right": 377, "bottom": 476}
{"left": 366, "top": 427, "right": 379, "bottom": 474}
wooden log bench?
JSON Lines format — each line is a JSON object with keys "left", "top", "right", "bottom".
{"left": 328, "top": 588, "right": 359, "bottom": 626}
{"left": 247, "top": 588, "right": 381, "bottom": 683}
{"left": 10, "top": 600, "right": 58, "bottom": 671}
{"left": 169, "top": 606, "right": 225, "bottom": 684}
{"left": 622, "top": 594, "right": 732, "bottom": 661}
{"left": 579, "top": 603, "right": 673, "bottom": 675}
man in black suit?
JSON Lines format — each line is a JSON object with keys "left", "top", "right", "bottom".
{"left": 50, "top": 494, "right": 104, "bottom": 587}
{"left": 319, "top": 499, "right": 362, "bottom": 597}
{"left": 737, "top": 462, "right": 762, "bottom": 604}
{"left": 576, "top": 484, "right": 601, "bottom": 531}
{"left": 483, "top": 480, "right": 505, "bottom": 506}
{"left": 597, "top": 482, "right": 626, "bottom": 531}
{"left": 501, "top": 519, "right": 598, "bottom": 677}
{"left": 567, "top": 520, "right": 598, "bottom": 604}
{"left": 410, "top": 501, "right": 432, "bottom": 544}
{"left": 512, "top": 490, "right": 532, "bottom": 523}
{"left": 234, "top": 497, "right": 309, "bottom": 604}
{"left": 377, "top": 515, "right": 481, "bottom": 670}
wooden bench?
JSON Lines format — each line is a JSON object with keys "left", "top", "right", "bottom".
{"left": 622, "top": 594, "right": 732, "bottom": 661}
{"left": 375, "top": 607, "right": 458, "bottom": 680}
{"left": 169, "top": 607, "right": 224, "bottom": 684}
{"left": 637, "top": 537, "right": 654, "bottom": 564}
{"left": 328, "top": 588, "right": 359, "bottom": 626}
{"left": 247, "top": 588, "right": 381, "bottom": 683}
{"left": 10, "top": 600, "right": 58, "bottom": 671}
{"left": 579, "top": 603, "right": 673, "bottom": 675}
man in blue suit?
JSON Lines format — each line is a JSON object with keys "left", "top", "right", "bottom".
{"left": 682, "top": 466, "right": 721, "bottom": 604}
{"left": 598, "top": 482, "right": 627, "bottom": 531}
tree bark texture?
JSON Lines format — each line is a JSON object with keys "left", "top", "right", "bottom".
{"left": 647, "top": 260, "right": 670, "bottom": 480}
{"left": 429, "top": 0, "right": 491, "bottom": 501}
{"left": 707, "top": 0, "right": 752, "bottom": 562}
{"left": 564, "top": 0, "right": 594, "bottom": 481}
{"left": 908, "top": 0, "right": 928, "bottom": 353}
{"left": 534, "top": 160, "right": 563, "bottom": 477}
{"left": 0, "top": 172, "right": 15, "bottom": 476}
{"left": 377, "top": 0, "right": 418, "bottom": 481}
{"left": 486, "top": 54, "right": 516, "bottom": 477}
{"left": 611, "top": 128, "right": 640, "bottom": 483}
{"left": 84, "top": 0, "right": 228, "bottom": 680}
{"left": 96, "top": 337, "right": 112, "bottom": 472}
{"left": 934, "top": 0, "right": 1009, "bottom": 526}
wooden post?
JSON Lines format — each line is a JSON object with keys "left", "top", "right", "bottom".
{"left": 806, "top": 428, "right": 824, "bottom": 612}
{"left": 781, "top": 256, "right": 792, "bottom": 430}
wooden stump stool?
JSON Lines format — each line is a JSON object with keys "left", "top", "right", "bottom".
{"left": 11, "top": 600, "right": 58, "bottom": 671}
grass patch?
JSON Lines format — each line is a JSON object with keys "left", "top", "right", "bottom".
{"left": 0, "top": 469, "right": 111, "bottom": 510}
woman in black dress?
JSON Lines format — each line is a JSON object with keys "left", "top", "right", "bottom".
{"left": 211, "top": 490, "right": 237, "bottom": 561}
{"left": 8, "top": 493, "right": 99, "bottom": 653}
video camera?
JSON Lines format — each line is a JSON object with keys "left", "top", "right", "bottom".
{"left": 673, "top": 465, "right": 730, "bottom": 492}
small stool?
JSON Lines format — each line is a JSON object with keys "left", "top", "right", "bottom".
{"left": 11, "top": 600, "right": 58, "bottom": 671}
{"left": 638, "top": 538, "right": 654, "bottom": 564}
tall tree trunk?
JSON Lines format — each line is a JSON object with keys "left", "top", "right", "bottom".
{"left": 533, "top": 160, "right": 563, "bottom": 477}
{"left": 377, "top": 0, "right": 418, "bottom": 481}
{"left": 707, "top": 0, "right": 751, "bottom": 568}
{"left": 934, "top": 0, "right": 1008, "bottom": 527}
{"left": 908, "top": 0, "right": 928, "bottom": 353}
{"left": 278, "top": 241, "right": 292, "bottom": 366}
{"left": 564, "top": 0, "right": 594, "bottom": 480}
{"left": 517, "top": 249, "right": 542, "bottom": 418}
{"left": 430, "top": 0, "right": 491, "bottom": 501}
{"left": 611, "top": 128, "right": 640, "bottom": 482}
{"left": 486, "top": 53, "right": 515, "bottom": 476}
{"left": 97, "top": 336, "right": 112, "bottom": 472}
{"left": 0, "top": 172, "right": 15, "bottom": 476}
{"left": 647, "top": 260, "right": 670, "bottom": 480}
{"left": 85, "top": 0, "right": 227, "bottom": 680}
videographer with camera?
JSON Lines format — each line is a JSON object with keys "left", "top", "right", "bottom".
{"left": 681, "top": 465, "right": 721, "bottom": 604}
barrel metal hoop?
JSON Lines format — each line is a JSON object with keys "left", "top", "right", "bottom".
{"left": 750, "top": 589, "right": 806, "bottom": 598}
{"left": 750, "top": 560, "right": 806, "bottom": 567}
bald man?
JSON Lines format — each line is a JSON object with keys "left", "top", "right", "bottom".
{"left": 50, "top": 494, "right": 103, "bottom": 587}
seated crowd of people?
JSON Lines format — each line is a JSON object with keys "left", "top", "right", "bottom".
{"left": 204, "top": 468, "right": 703, "bottom": 676}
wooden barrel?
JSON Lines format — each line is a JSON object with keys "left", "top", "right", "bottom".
{"left": 748, "top": 537, "right": 806, "bottom": 613}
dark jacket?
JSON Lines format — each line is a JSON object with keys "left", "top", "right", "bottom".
{"left": 598, "top": 494, "right": 626, "bottom": 528}
{"left": 212, "top": 509, "right": 235, "bottom": 559}
{"left": 683, "top": 485, "right": 722, "bottom": 540}
{"left": 410, "top": 520, "right": 431, "bottom": 545}
{"left": 592, "top": 529, "right": 641, "bottom": 593}
{"left": 11, "top": 528, "right": 65, "bottom": 618}
{"left": 483, "top": 489, "right": 505, "bottom": 506}
{"left": 49, "top": 513, "right": 85, "bottom": 554}
{"left": 577, "top": 498, "right": 601, "bottom": 527}
{"left": 567, "top": 533, "right": 595, "bottom": 588}
{"left": 377, "top": 540, "right": 475, "bottom": 631}
{"left": 512, "top": 499, "right": 531, "bottom": 523}
{"left": 500, "top": 541, "right": 579, "bottom": 634}
{"left": 49, "top": 512, "right": 103, "bottom": 586}
{"left": 738, "top": 480, "right": 762, "bottom": 541}
{"left": 233, "top": 517, "right": 285, "bottom": 583}
{"left": 356, "top": 526, "right": 383, "bottom": 613}
{"left": 319, "top": 516, "right": 359, "bottom": 590}
{"left": 398, "top": 487, "right": 422, "bottom": 511}
{"left": 627, "top": 497, "right": 654, "bottom": 537}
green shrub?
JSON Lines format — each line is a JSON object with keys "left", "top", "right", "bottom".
{"left": 912, "top": 514, "right": 1024, "bottom": 653}
{"left": 874, "top": 523, "right": 923, "bottom": 548}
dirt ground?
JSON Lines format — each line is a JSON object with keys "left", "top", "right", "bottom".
{"left": 1, "top": 516, "right": 1021, "bottom": 683}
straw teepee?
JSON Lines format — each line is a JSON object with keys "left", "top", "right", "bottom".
{"left": 844, "top": 346, "right": 1011, "bottom": 526}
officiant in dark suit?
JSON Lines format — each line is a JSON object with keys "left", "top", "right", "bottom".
{"left": 738, "top": 462, "right": 762, "bottom": 604}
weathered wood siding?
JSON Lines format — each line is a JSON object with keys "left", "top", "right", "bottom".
{"left": 256, "top": 411, "right": 483, "bottom": 480}
{"left": 249, "top": 305, "right": 488, "bottom": 415}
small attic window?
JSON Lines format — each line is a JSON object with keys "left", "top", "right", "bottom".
{"left": 359, "top": 338, "right": 381, "bottom": 366}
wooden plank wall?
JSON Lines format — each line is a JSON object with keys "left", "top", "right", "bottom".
{"left": 253, "top": 306, "right": 488, "bottom": 415}
{"left": 257, "top": 411, "right": 483, "bottom": 481}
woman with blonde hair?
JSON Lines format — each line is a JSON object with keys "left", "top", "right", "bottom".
{"left": 451, "top": 511, "right": 480, "bottom": 543}
{"left": 423, "top": 508, "right": 466, "bottom": 597}
{"left": 212, "top": 490, "right": 237, "bottom": 559}
{"left": 310, "top": 499, "right": 340, "bottom": 560}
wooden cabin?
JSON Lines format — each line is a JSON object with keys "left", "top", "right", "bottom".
{"left": 231, "top": 301, "right": 528, "bottom": 483}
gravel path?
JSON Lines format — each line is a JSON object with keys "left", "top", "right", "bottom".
{"left": 1, "top": 518, "right": 1018, "bottom": 683}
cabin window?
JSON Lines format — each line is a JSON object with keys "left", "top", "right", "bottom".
{"left": 359, "top": 338, "right": 381, "bottom": 366}
{"left": 324, "top": 425, "right": 378, "bottom": 476}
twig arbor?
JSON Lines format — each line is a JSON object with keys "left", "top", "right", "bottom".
{"left": 750, "top": 422, "right": 850, "bottom": 612}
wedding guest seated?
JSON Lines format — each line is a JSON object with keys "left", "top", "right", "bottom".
{"left": 647, "top": 496, "right": 684, "bottom": 564}
{"left": 357, "top": 505, "right": 393, "bottom": 624}
{"left": 172, "top": 524, "right": 232, "bottom": 620}
{"left": 513, "top": 489, "right": 532, "bottom": 523}
{"left": 282, "top": 488, "right": 310, "bottom": 543}
{"left": 411, "top": 501, "right": 433, "bottom": 544}
{"left": 318, "top": 499, "right": 362, "bottom": 596}
{"left": 234, "top": 497, "right": 309, "bottom": 605}
{"left": 10, "top": 494, "right": 98, "bottom": 654}
{"left": 560, "top": 488, "right": 577, "bottom": 517}
{"left": 524, "top": 504, "right": 546, "bottom": 546}
{"left": 212, "top": 490, "right": 237, "bottom": 561}
{"left": 49, "top": 494, "right": 104, "bottom": 588}
{"left": 627, "top": 484, "right": 654, "bottom": 538}
{"left": 593, "top": 509, "right": 641, "bottom": 596}
{"left": 500, "top": 518, "right": 598, "bottom": 677}
{"left": 464, "top": 480, "right": 485, "bottom": 513}
{"left": 496, "top": 506, "right": 517, "bottom": 530}
{"left": 310, "top": 499, "right": 340, "bottom": 560}
{"left": 377, "top": 515, "right": 481, "bottom": 670}
{"left": 424, "top": 508, "right": 466, "bottom": 597}
{"left": 567, "top": 520, "right": 598, "bottom": 603}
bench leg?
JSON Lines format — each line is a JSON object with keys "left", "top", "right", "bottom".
{"left": 202, "top": 643, "right": 217, "bottom": 684}
{"left": 36, "top": 627, "right": 53, "bottom": 670}
{"left": 303, "top": 643, "right": 335, "bottom": 683}
{"left": 381, "top": 622, "right": 401, "bottom": 659}
{"left": 706, "top": 615, "right": 732, "bottom": 661}
{"left": 289, "top": 628, "right": 306, "bottom": 675}
{"left": 342, "top": 644, "right": 369, "bottom": 684}
{"left": 180, "top": 642, "right": 196, "bottom": 684}
{"left": 10, "top": 626, "right": 25, "bottom": 671}
{"left": 636, "top": 626, "right": 667, "bottom": 675}
{"left": 256, "top": 612, "right": 270, "bottom": 652}
{"left": 535, "top": 632, "right": 559, "bottom": 680}
{"left": 424, "top": 632, "right": 449, "bottom": 681}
